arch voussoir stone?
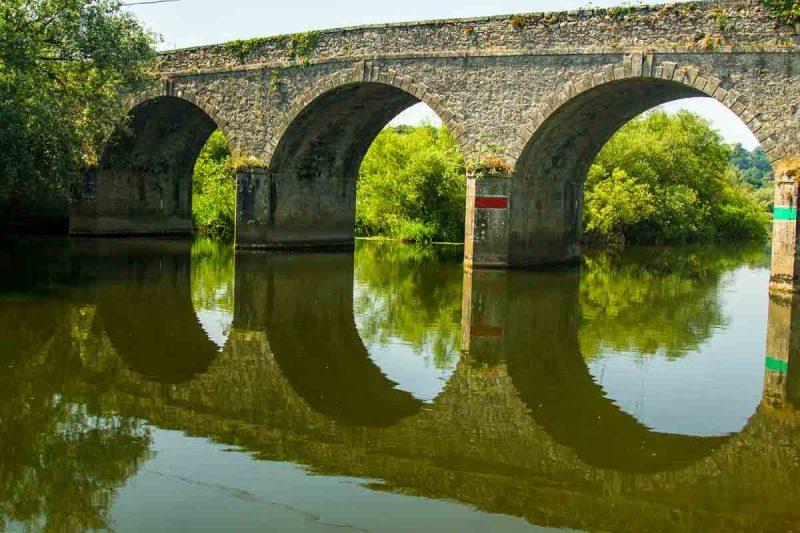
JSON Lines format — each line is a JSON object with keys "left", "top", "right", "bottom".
{"left": 264, "top": 66, "right": 468, "bottom": 170}
{"left": 511, "top": 57, "right": 783, "bottom": 171}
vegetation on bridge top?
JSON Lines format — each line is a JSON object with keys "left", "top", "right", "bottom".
{"left": 761, "top": 0, "right": 800, "bottom": 23}
{"left": 221, "top": 30, "right": 321, "bottom": 65}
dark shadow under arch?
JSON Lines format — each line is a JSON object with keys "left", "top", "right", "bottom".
{"left": 70, "top": 96, "right": 219, "bottom": 236}
{"left": 237, "top": 77, "right": 465, "bottom": 250}
{"left": 233, "top": 251, "right": 423, "bottom": 426}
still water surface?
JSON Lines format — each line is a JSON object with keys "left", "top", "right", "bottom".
{"left": 0, "top": 237, "right": 797, "bottom": 532}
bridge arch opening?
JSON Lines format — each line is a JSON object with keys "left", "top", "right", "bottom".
{"left": 509, "top": 72, "right": 773, "bottom": 267}
{"left": 237, "top": 78, "right": 467, "bottom": 249}
{"left": 70, "top": 96, "right": 229, "bottom": 237}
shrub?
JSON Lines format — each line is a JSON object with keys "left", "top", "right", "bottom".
{"left": 192, "top": 131, "right": 236, "bottom": 239}
{"left": 357, "top": 125, "right": 466, "bottom": 243}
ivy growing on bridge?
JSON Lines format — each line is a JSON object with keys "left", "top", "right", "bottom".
{"left": 288, "top": 31, "right": 322, "bottom": 66}
{"left": 761, "top": 0, "right": 800, "bottom": 24}
{"left": 223, "top": 37, "right": 277, "bottom": 62}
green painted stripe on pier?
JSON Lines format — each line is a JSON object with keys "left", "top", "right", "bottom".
{"left": 766, "top": 356, "right": 789, "bottom": 374}
{"left": 774, "top": 207, "right": 797, "bottom": 221}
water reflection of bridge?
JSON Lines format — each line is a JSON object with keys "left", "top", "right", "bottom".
{"left": 4, "top": 239, "right": 800, "bottom": 531}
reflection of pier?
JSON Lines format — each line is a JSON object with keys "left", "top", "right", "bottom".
{"left": 5, "top": 241, "right": 800, "bottom": 531}
{"left": 764, "top": 294, "right": 800, "bottom": 409}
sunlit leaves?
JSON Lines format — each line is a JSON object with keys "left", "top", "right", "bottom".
{"left": 0, "top": 0, "right": 155, "bottom": 222}
{"left": 192, "top": 131, "right": 236, "bottom": 239}
{"left": 357, "top": 125, "right": 466, "bottom": 243}
{"left": 584, "top": 110, "right": 770, "bottom": 245}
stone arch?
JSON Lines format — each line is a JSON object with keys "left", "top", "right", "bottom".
{"left": 235, "top": 65, "right": 470, "bottom": 249}
{"left": 122, "top": 82, "right": 241, "bottom": 157}
{"left": 266, "top": 65, "right": 470, "bottom": 166}
{"left": 503, "top": 55, "right": 781, "bottom": 267}
{"left": 510, "top": 55, "right": 781, "bottom": 165}
{"left": 70, "top": 81, "right": 236, "bottom": 236}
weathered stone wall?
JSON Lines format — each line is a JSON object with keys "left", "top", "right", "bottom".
{"left": 158, "top": 1, "right": 796, "bottom": 73}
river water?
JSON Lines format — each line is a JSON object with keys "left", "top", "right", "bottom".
{"left": 0, "top": 236, "right": 797, "bottom": 532}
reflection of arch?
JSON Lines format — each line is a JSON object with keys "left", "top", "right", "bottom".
{"left": 236, "top": 66, "right": 468, "bottom": 249}
{"left": 499, "top": 271, "right": 732, "bottom": 473}
{"left": 71, "top": 92, "right": 227, "bottom": 236}
{"left": 234, "top": 252, "right": 422, "bottom": 426}
{"left": 505, "top": 56, "right": 778, "bottom": 266}
{"left": 94, "top": 240, "right": 220, "bottom": 384}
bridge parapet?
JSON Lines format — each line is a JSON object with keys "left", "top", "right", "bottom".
{"left": 157, "top": 0, "right": 796, "bottom": 75}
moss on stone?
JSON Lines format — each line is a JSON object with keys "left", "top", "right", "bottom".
{"left": 223, "top": 37, "right": 275, "bottom": 62}
{"left": 288, "top": 31, "right": 321, "bottom": 66}
{"left": 761, "top": 0, "right": 800, "bottom": 24}
{"left": 230, "top": 156, "right": 267, "bottom": 170}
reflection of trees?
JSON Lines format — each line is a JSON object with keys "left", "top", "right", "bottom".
{"left": 353, "top": 241, "right": 463, "bottom": 369}
{"left": 580, "top": 244, "right": 768, "bottom": 360}
{"left": 0, "top": 301, "right": 152, "bottom": 532}
{"left": 191, "top": 237, "right": 235, "bottom": 315}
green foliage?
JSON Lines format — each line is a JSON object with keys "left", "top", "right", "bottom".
{"left": 584, "top": 110, "right": 770, "bottom": 245}
{"left": 730, "top": 144, "right": 774, "bottom": 188}
{"left": 191, "top": 237, "right": 234, "bottom": 317}
{"left": 223, "top": 37, "right": 272, "bottom": 62}
{"left": 607, "top": 5, "right": 635, "bottom": 20}
{"left": 466, "top": 153, "right": 513, "bottom": 179}
{"left": 269, "top": 69, "right": 280, "bottom": 94}
{"left": 353, "top": 240, "right": 463, "bottom": 369}
{"left": 580, "top": 244, "right": 769, "bottom": 360}
{"left": 192, "top": 131, "right": 236, "bottom": 239}
{"left": 357, "top": 125, "right": 466, "bottom": 243}
{"left": 287, "top": 31, "right": 321, "bottom": 66}
{"left": 230, "top": 156, "right": 267, "bottom": 170}
{"left": 0, "top": 0, "right": 155, "bottom": 226}
{"left": 761, "top": 0, "right": 800, "bottom": 23}
{"left": 715, "top": 10, "right": 728, "bottom": 31}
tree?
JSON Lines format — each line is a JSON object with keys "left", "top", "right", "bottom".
{"left": 730, "top": 144, "right": 774, "bottom": 189}
{"left": 357, "top": 125, "right": 466, "bottom": 243}
{"left": 584, "top": 111, "right": 770, "bottom": 245}
{"left": 0, "top": 0, "right": 155, "bottom": 229}
{"left": 579, "top": 245, "right": 768, "bottom": 360}
{"left": 353, "top": 240, "right": 463, "bottom": 369}
{"left": 192, "top": 131, "right": 236, "bottom": 239}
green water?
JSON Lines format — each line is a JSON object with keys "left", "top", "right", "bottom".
{"left": 0, "top": 236, "right": 797, "bottom": 532}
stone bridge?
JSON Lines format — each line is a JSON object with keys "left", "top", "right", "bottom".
{"left": 69, "top": 0, "right": 800, "bottom": 289}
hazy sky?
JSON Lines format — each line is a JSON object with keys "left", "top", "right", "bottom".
{"left": 126, "top": 0, "right": 760, "bottom": 149}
